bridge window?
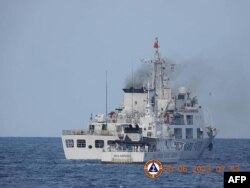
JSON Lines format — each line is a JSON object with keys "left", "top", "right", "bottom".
{"left": 65, "top": 139, "right": 74, "bottom": 148}
{"left": 197, "top": 128, "right": 203, "bottom": 139}
{"left": 174, "top": 128, "right": 182, "bottom": 139}
{"left": 186, "top": 128, "right": 193, "bottom": 139}
{"left": 89, "top": 125, "right": 95, "bottom": 134}
{"left": 77, "top": 139, "right": 86, "bottom": 148}
{"left": 178, "top": 94, "right": 185, "bottom": 100}
{"left": 102, "top": 124, "right": 107, "bottom": 131}
{"left": 186, "top": 115, "right": 193, "bottom": 125}
{"left": 107, "top": 140, "right": 115, "bottom": 146}
{"left": 95, "top": 140, "right": 104, "bottom": 148}
{"left": 147, "top": 132, "right": 152, "bottom": 137}
{"left": 172, "top": 114, "right": 184, "bottom": 125}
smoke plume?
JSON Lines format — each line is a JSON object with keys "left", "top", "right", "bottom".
{"left": 125, "top": 64, "right": 152, "bottom": 88}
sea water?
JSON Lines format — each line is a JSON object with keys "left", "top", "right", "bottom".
{"left": 0, "top": 138, "right": 249, "bottom": 188}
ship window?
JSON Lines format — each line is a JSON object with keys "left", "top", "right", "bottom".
{"left": 89, "top": 125, "right": 95, "bottom": 134}
{"left": 95, "top": 140, "right": 104, "bottom": 148}
{"left": 174, "top": 128, "right": 182, "bottom": 139}
{"left": 147, "top": 132, "right": 152, "bottom": 137}
{"left": 88, "top": 145, "right": 92, "bottom": 149}
{"left": 77, "top": 139, "right": 86, "bottom": 148}
{"left": 186, "top": 128, "right": 193, "bottom": 139}
{"left": 107, "top": 140, "right": 115, "bottom": 145}
{"left": 172, "top": 114, "right": 184, "bottom": 125}
{"left": 186, "top": 115, "right": 193, "bottom": 125}
{"left": 197, "top": 128, "right": 203, "bottom": 139}
{"left": 102, "top": 124, "right": 107, "bottom": 131}
{"left": 65, "top": 139, "right": 74, "bottom": 148}
{"left": 178, "top": 94, "right": 185, "bottom": 100}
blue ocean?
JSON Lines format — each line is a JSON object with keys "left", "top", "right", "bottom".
{"left": 0, "top": 138, "right": 249, "bottom": 188}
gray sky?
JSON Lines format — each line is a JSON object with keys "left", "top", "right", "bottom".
{"left": 1, "top": 0, "right": 250, "bottom": 138}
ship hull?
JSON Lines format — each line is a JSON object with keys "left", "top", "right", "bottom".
{"left": 62, "top": 134, "right": 117, "bottom": 160}
{"left": 101, "top": 151, "right": 180, "bottom": 164}
{"left": 178, "top": 137, "right": 214, "bottom": 160}
{"left": 61, "top": 134, "right": 214, "bottom": 160}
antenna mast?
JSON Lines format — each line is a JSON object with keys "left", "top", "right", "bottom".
{"left": 208, "top": 92, "right": 213, "bottom": 126}
{"left": 153, "top": 37, "right": 163, "bottom": 116}
{"left": 131, "top": 65, "right": 134, "bottom": 121}
{"left": 105, "top": 71, "right": 108, "bottom": 125}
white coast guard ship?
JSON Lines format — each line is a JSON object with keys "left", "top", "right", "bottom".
{"left": 61, "top": 38, "right": 217, "bottom": 161}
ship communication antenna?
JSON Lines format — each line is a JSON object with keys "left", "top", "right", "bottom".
{"left": 153, "top": 37, "right": 162, "bottom": 116}
{"left": 131, "top": 65, "right": 134, "bottom": 122}
{"left": 208, "top": 92, "right": 214, "bottom": 127}
{"left": 105, "top": 71, "right": 108, "bottom": 126}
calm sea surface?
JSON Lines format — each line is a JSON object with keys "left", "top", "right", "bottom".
{"left": 0, "top": 138, "right": 249, "bottom": 188}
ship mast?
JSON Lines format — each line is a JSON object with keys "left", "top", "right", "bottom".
{"left": 145, "top": 81, "right": 151, "bottom": 115}
{"left": 105, "top": 71, "right": 108, "bottom": 125}
{"left": 153, "top": 37, "right": 165, "bottom": 98}
{"left": 131, "top": 66, "right": 134, "bottom": 121}
{"left": 153, "top": 37, "right": 165, "bottom": 116}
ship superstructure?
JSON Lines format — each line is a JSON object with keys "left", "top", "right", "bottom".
{"left": 61, "top": 38, "right": 217, "bottom": 160}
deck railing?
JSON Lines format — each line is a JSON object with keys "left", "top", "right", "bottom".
{"left": 62, "top": 129, "right": 115, "bottom": 136}
{"left": 62, "top": 129, "right": 85, "bottom": 135}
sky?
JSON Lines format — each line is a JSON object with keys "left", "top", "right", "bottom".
{"left": 0, "top": 0, "right": 250, "bottom": 138}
